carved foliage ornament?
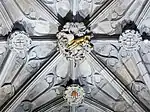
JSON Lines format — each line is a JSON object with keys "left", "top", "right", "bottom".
{"left": 57, "top": 22, "right": 93, "bottom": 61}
{"left": 64, "top": 84, "right": 85, "bottom": 105}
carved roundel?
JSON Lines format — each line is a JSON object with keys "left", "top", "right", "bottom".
{"left": 64, "top": 84, "right": 85, "bottom": 105}
{"left": 8, "top": 31, "right": 32, "bottom": 51}
{"left": 119, "top": 30, "right": 142, "bottom": 51}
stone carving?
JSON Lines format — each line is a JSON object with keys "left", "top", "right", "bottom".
{"left": 21, "top": 101, "right": 33, "bottom": 112}
{"left": 24, "top": 8, "right": 39, "bottom": 20}
{"left": 56, "top": 0, "right": 70, "bottom": 17}
{"left": 42, "top": 0, "right": 108, "bottom": 19}
{"left": 61, "top": 22, "right": 90, "bottom": 37}
{"left": 94, "top": 32, "right": 150, "bottom": 110}
{"left": 12, "top": 62, "right": 67, "bottom": 110}
{"left": 24, "top": 72, "right": 60, "bottom": 104}
{"left": 14, "top": 100, "right": 33, "bottom": 112}
{"left": 41, "top": 0, "right": 71, "bottom": 18}
{"left": 11, "top": 0, "right": 58, "bottom": 36}
{"left": 87, "top": 73, "right": 135, "bottom": 112}
{"left": 79, "top": 0, "right": 109, "bottom": 18}
{"left": 0, "top": 84, "right": 15, "bottom": 107}
{"left": 2, "top": 0, "right": 150, "bottom": 112}
{"left": 93, "top": 72, "right": 107, "bottom": 88}
{"left": 94, "top": 43, "right": 120, "bottom": 71}
{"left": 8, "top": 31, "right": 32, "bottom": 52}
{"left": 14, "top": 0, "right": 39, "bottom": 20}
{"left": 57, "top": 22, "right": 93, "bottom": 61}
{"left": 64, "top": 84, "right": 85, "bottom": 105}
{"left": 113, "top": 100, "right": 135, "bottom": 112}
{"left": 10, "top": 43, "right": 57, "bottom": 92}
{"left": 7, "top": 41, "right": 56, "bottom": 87}
{"left": 91, "top": 0, "right": 147, "bottom": 34}
{"left": 79, "top": 0, "right": 92, "bottom": 18}
{"left": 45, "top": 73, "right": 54, "bottom": 84}
{"left": 44, "top": 71, "right": 66, "bottom": 88}
{"left": 21, "top": 19, "right": 57, "bottom": 36}
{"left": 140, "top": 18, "right": 150, "bottom": 35}
{"left": 119, "top": 30, "right": 142, "bottom": 51}
{"left": 20, "top": 57, "right": 68, "bottom": 106}
{"left": 55, "top": 58, "right": 69, "bottom": 78}
{"left": 131, "top": 81, "right": 150, "bottom": 107}
{"left": 79, "top": 60, "right": 92, "bottom": 78}
{"left": 139, "top": 41, "right": 150, "bottom": 73}
{"left": 90, "top": 2, "right": 125, "bottom": 34}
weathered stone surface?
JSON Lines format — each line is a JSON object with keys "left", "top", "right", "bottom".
{"left": 1, "top": 0, "right": 150, "bottom": 112}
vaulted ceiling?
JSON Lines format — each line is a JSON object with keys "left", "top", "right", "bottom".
{"left": 0, "top": 0, "right": 150, "bottom": 112}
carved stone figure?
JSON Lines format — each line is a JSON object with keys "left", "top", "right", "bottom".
{"left": 57, "top": 22, "right": 93, "bottom": 61}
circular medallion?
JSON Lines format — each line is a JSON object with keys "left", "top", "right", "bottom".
{"left": 119, "top": 30, "right": 142, "bottom": 51}
{"left": 8, "top": 31, "right": 32, "bottom": 51}
{"left": 64, "top": 84, "right": 85, "bottom": 105}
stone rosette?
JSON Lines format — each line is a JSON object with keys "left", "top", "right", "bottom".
{"left": 8, "top": 31, "right": 32, "bottom": 51}
{"left": 64, "top": 84, "right": 85, "bottom": 105}
{"left": 119, "top": 30, "right": 142, "bottom": 51}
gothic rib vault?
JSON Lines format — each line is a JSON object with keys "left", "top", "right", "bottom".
{"left": 1, "top": 0, "right": 150, "bottom": 112}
